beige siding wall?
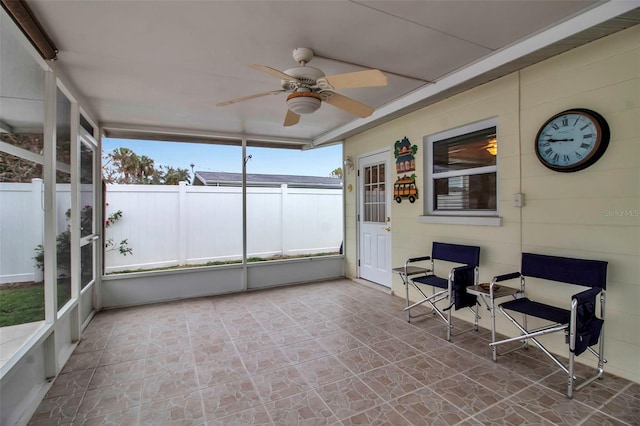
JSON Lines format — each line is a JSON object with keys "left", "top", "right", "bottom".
{"left": 343, "top": 25, "right": 640, "bottom": 382}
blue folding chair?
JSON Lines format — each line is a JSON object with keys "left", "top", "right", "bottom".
{"left": 490, "top": 253, "right": 607, "bottom": 398}
{"left": 404, "top": 242, "right": 480, "bottom": 341}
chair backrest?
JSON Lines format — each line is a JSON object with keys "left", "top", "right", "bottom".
{"left": 521, "top": 253, "right": 608, "bottom": 290}
{"left": 431, "top": 242, "right": 480, "bottom": 268}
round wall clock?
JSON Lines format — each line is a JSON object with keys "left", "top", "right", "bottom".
{"left": 535, "top": 108, "right": 610, "bottom": 172}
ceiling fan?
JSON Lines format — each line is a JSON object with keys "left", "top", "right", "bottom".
{"left": 216, "top": 48, "right": 388, "bottom": 126}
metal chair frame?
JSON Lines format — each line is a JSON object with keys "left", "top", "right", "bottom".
{"left": 489, "top": 253, "right": 607, "bottom": 398}
{"left": 404, "top": 242, "right": 480, "bottom": 341}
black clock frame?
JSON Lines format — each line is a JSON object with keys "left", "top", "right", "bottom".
{"left": 535, "top": 108, "right": 610, "bottom": 173}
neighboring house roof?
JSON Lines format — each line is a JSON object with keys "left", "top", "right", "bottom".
{"left": 194, "top": 171, "right": 342, "bottom": 189}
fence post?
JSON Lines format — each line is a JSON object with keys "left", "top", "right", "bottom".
{"left": 32, "top": 178, "right": 44, "bottom": 282}
{"left": 281, "top": 184, "right": 287, "bottom": 256}
{"left": 178, "top": 181, "right": 187, "bottom": 266}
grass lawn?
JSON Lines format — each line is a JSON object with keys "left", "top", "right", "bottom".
{"left": 0, "top": 280, "right": 72, "bottom": 327}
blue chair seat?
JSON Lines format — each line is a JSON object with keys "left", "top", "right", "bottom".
{"left": 500, "top": 298, "right": 570, "bottom": 324}
{"left": 412, "top": 275, "right": 448, "bottom": 289}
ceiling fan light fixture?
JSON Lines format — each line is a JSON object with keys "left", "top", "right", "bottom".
{"left": 286, "top": 92, "right": 321, "bottom": 114}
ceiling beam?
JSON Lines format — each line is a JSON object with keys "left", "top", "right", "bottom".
{"left": 102, "top": 123, "right": 312, "bottom": 150}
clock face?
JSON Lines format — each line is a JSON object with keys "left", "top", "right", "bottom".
{"left": 535, "top": 109, "right": 610, "bottom": 172}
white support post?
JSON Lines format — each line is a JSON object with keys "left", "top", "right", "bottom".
{"left": 178, "top": 181, "right": 187, "bottom": 266}
{"left": 32, "top": 178, "right": 44, "bottom": 283}
{"left": 280, "top": 184, "right": 287, "bottom": 257}
{"left": 43, "top": 69, "right": 57, "bottom": 323}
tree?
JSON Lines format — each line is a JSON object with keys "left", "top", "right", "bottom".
{"left": 0, "top": 134, "right": 46, "bottom": 183}
{"left": 330, "top": 167, "right": 343, "bottom": 178}
{"left": 103, "top": 148, "right": 190, "bottom": 185}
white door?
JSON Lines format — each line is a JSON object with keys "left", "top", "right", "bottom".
{"left": 358, "top": 151, "right": 392, "bottom": 287}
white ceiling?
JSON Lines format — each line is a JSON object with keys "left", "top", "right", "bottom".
{"left": 12, "top": 1, "right": 640, "bottom": 146}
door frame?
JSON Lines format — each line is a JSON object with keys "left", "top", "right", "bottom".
{"left": 356, "top": 148, "right": 392, "bottom": 287}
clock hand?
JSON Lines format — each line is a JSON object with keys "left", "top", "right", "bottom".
{"left": 546, "top": 138, "right": 574, "bottom": 142}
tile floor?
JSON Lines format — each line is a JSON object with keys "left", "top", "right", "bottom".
{"left": 29, "top": 279, "right": 639, "bottom": 425}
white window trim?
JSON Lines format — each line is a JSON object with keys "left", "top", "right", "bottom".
{"left": 423, "top": 118, "right": 501, "bottom": 226}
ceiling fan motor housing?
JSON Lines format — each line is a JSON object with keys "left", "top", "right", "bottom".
{"left": 281, "top": 66, "right": 325, "bottom": 90}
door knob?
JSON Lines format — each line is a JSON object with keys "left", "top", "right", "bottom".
{"left": 383, "top": 226, "right": 391, "bottom": 232}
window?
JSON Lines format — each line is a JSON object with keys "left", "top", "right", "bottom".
{"left": 425, "top": 118, "right": 498, "bottom": 218}
{"left": 0, "top": 12, "right": 46, "bottom": 331}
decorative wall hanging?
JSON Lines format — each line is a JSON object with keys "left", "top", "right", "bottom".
{"left": 394, "top": 136, "right": 418, "bottom": 173}
{"left": 394, "top": 174, "right": 418, "bottom": 203}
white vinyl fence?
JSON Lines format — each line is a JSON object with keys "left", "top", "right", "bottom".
{"left": 0, "top": 181, "right": 343, "bottom": 282}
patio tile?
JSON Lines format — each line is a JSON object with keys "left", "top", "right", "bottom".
{"left": 252, "top": 365, "right": 313, "bottom": 402}
{"left": 507, "top": 383, "right": 596, "bottom": 425}
{"left": 98, "top": 343, "right": 147, "bottom": 367}
{"left": 61, "top": 350, "right": 102, "bottom": 373}
{"left": 297, "top": 354, "right": 354, "bottom": 388}
{"left": 428, "top": 345, "right": 491, "bottom": 373}
{"left": 314, "top": 375, "right": 383, "bottom": 420}
{"left": 428, "top": 373, "right": 502, "bottom": 417}
{"left": 394, "top": 353, "right": 456, "bottom": 386}
{"left": 470, "top": 402, "right": 554, "bottom": 425}
{"left": 74, "top": 407, "right": 140, "bottom": 426}
{"left": 141, "top": 367, "right": 199, "bottom": 403}
{"left": 268, "top": 325, "right": 314, "bottom": 346}
{"left": 195, "top": 355, "right": 249, "bottom": 388}
{"left": 283, "top": 339, "right": 331, "bottom": 364}
{"left": 200, "top": 377, "right": 262, "bottom": 419}
{"left": 232, "top": 330, "right": 277, "bottom": 354}
{"left": 358, "top": 364, "right": 422, "bottom": 401}
{"left": 340, "top": 403, "right": 411, "bottom": 426}
{"left": 191, "top": 341, "right": 237, "bottom": 364}
{"left": 346, "top": 325, "right": 394, "bottom": 345}
{"left": 264, "top": 390, "right": 338, "bottom": 426}
{"left": 317, "top": 331, "right": 366, "bottom": 354}
{"left": 464, "top": 361, "right": 534, "bottom": 399}
{"left": 76, "top": 379, "right": 143, "bottom": 420}
{"left": 207, "top": 405, "right": 273, "bottom": 426}
{"left": 371, "top": 337, "right": 422, "bottom": 363}
{"left": 580, "top": 410, "right": 631, "bottom": 426}
{"left": 239, "top": 346, "right": 293, "bottom": 375}
{"left": 392, "top": 386, "right": 469, "bottom": 425}
{"left": 27, "top": 392, "right": 83, "bottom": 425}
{"left": 89, "top": 359, "right": 146, "bottom": 390}
{"left": 45, "top": 368, "right": 94, "bottom": 398}
{"left": 139, "top": 390, "right": 205, "bottom": 425}
{"left": 599, "top": 388, "right": 640, "bottom": 425}
{"left": 334, "top": 346, "right": 390, "bottom": 374}
{"left": 397, "top": 328, "right": 448, "bottom": 353}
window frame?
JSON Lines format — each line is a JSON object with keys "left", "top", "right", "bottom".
{"left": 422, "top": 118, "right": 501, "bottom": 225}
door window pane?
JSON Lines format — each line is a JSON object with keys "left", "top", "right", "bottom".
{"left": 363, "top": 163, "right": 386, "bottom": 223}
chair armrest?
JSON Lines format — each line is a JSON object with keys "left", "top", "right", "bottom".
{"left": 406, "top": 256, "right": 431, "bottom": 264}
{"left": 572, "top": 287, "right": 602, "bottom": 303}
{"left": 451, "top": 264, "right": 476, "bottom": 274}
{"left": 492, "top": 272, "right": 521, "bottom": 283}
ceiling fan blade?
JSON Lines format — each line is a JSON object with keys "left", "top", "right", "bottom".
{"left": 322, "top": 69, "right": 387, "bottom": 90}
{"left": 216, "top": 90, "right": 285, "bottom": 107}
{"left": 324, "top": 92, "right": 374, "bottom": 118}
{"left": 250, "top": 64, "right": 300, "bottom": 82}
{"left": 284, "top": 109, "right": 300, "bottom": 127}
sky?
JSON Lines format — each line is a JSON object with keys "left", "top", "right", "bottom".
{"left": 102, "top": 138, "right": 343, "bottom": 177}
